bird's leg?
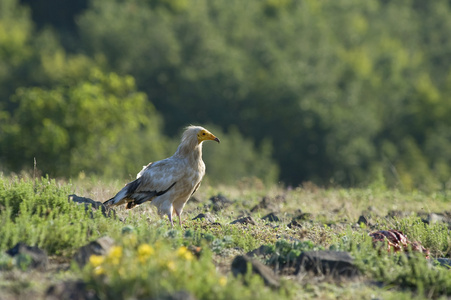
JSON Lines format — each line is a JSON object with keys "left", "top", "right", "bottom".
{"left": 173, "top": 207, "right": 182, "bottom": 226}
{"left": 168, "top": 212, "right": 174, "bottom": 228}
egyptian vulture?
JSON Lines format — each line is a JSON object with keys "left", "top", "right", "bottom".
{"left": 104, "top": 126, "right": 220, "bottom": 226}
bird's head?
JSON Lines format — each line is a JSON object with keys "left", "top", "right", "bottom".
{"left": 197, "top": 128, "right": 220, "bottom": 144}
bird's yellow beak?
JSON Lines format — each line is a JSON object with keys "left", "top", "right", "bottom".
{"left": 198, "top": 130, "right": 220, "bottom": 144}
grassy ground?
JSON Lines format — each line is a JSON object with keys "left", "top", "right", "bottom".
{"left": 0, "top": 174, "right": 450, "bottom": 299}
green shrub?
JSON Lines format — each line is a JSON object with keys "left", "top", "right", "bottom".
{"left": 82, "top": 240, "right": 289, "bottom": 300}
{"left": 376, "top": 216, "right": 451, "bottom": 257}
{"left": 397, "top": 217, "right": 451, "bottom": 257}
{"left": 341, "top": 229, "right": 451, "bottom": 298}
{"left": 0, "top": 252, "right": 14, "bottom": 271}
{"left": 0, "top": 176, "right": 110, "bottom": 255}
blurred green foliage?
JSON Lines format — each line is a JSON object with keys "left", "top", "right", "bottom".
{"left": 1, "top": 0, "right": 451, "bottom": 189}
{"left": 0, "top": 176, "right": 105, "bottom": 254}
{"left": 2, "top": 69, "right": 167, "bottom": 178}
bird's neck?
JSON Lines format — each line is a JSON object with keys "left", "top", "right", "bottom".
{"left": 174, "top": 141, "right": 203, "bottom": 163}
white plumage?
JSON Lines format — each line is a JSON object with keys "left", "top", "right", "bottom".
{"left": 104, "top": 126, "right": 219, "bottom": 226}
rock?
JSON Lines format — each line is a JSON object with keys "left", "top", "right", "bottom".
{"left": 293, "top": 212, "right": 313, "bottom": 221}
{"left": 73, "top": 236, "right": 115, "bottom": 268}
{"left": 121, "top": 225, "right": 135, "bottom": 234}
{"left": 250, "top": 196, "right": 283, "bottom": 213}
{"left": 295, "top": 251, "right": 360, "bottom": 277}
{"left": 426, "top": 213, "right": 448, "bottom": 224}
{"left": 192, "top": 213, "right": 215, "bottom": 223}
{"left": 246, "top": 245, "right": 274, "bottom": 258}
{"left": 230, "top": 216, "right": 256, "bottom": 225}
{"left": 418, "top": 212, "right": 450, "bottom": 226}
{"left": 6, "top": 242, "right": 48, "bottom": 271}
{"left": 69, "top": 194, "right": 112, "bottom": 217}
{"left": 231, "top": 255, "right": 280, "bottom": 288}
{"left": 262, "top": 212, "right": 280, "bottom": 222}
{"left": 357, "top": 215, "right": 369, "bottom": 226}
{"left": 46, "top": 280, "right": 98, "bottom": 300}
{"left": 287, "top": 220, "right": 302, "bottom": 229}
{"left": 430, "top": 258, "right": 451, "bottom": 268}
{"left": 208, "top": 194, "right": 232, "bottom": 212}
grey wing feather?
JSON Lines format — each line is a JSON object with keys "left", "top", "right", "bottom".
{"left": 105, "top": 172, "right": 177, "bottom": 208}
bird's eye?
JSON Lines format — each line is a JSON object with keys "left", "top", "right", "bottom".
{"left": 202, "top": 132, "right": 206, "bottom": 135}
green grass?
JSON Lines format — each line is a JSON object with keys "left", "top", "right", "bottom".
{"left": 0, "top": 174, "right": 451, "bottom": 299}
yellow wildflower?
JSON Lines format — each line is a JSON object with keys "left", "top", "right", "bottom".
{"left": 166, "top": 260, "right": 176, "bottom": 272}
{"left": 107, "top": 246, "right": 123, "bottom": 265}
{"left": 108, "top": 246, "right": 123, "bottom": 258}
{"left": 177, "top": 246, "right": 194, "bottom": 261}
{"left": 89, "top": 255, "right": 105, "bottom": 267}
{"left": 138, "top": 244, "right": 155, "bottom": 262}
{"left": 219, "top": 276, "right": 227, "bottom": 287}
{"left": 94, "top": 266, "right": 105, "bottom": 276}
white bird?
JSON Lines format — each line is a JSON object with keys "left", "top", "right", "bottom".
{"left": 104, "top": 126, "right": 220, "bottom": 226}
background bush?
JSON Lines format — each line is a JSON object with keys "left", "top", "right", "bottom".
{"left": 1, "top": 0, "right": 451, "bottom": 189}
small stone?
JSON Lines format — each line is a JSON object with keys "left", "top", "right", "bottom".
{"left": 430, "top": 258, "right": 451, "bottom": 268}
{"left": 293, "top": 212, "right": 312, "bottom": 221}
{"left": 121, "top": 225, "right": 135, "bottom": 234}
{"left": 230, "top": 216, "right": 256, "bottom": 225}
{"left": 69, "top": 194, "right": 112, "bottom": 217}
{"left": 295, "top": 251, "right": 360, "bottom": 277}
{"left": 209, "top": 194, "right": 232, "bottom": 212}
{"left": 46, "top": 280, "right": 98, "bottom": 300}
{"left": 192, "top": 213, "right": 215, "bottom": 223}
{"left": 357, "top": 215, "right": 369, "bottom": 225}
{"left": 428, "top": 213, "right": 447, "bottom": 224}
{"left": 250, "top": 196, "right": 283, "bottom": 213}
{"left": 246, "top": 245, "right": 274, "bottom": 258}
{"left": 73, "top": 236, "right": 115, "bottom": 268}
{"left": 262, "top": 212, "right": 280, "bottom": 222}
{"left": 6, "top": 242, "right": 48, "bottom": 271}
{"left": 287, "top": 220, "right": 302, "bottom": 229}
{"left": 231, "top": 255, "right": 280, "bottom": 288}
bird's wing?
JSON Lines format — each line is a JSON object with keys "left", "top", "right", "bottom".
{"left": 133, "top": 159, "right": 180, "bottom": 193}
{"left": 136, "top": 162, "right": 153, "bottom": 179}
{"left": 105, "top": 158, "right": 180, "bottom": 207}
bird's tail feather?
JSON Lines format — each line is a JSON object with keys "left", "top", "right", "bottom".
{"left": 103, "top": 197, "right": 115, "bottom": 207}
{"left": 104, "top": 189, "right": 128, "bottom": 207}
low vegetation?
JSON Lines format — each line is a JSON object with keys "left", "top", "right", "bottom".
{"left": 0, "top": 174, "right": 450, "bottom": 299}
